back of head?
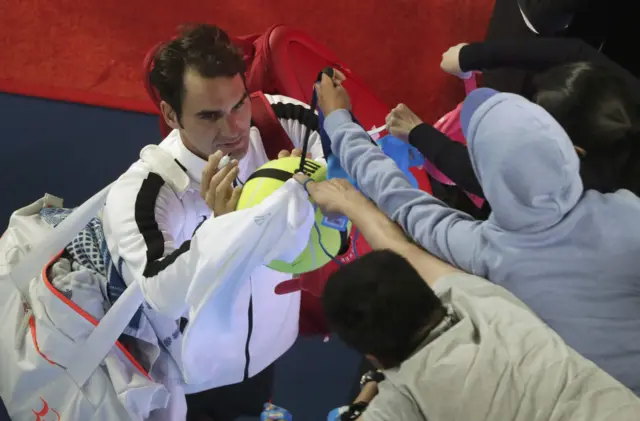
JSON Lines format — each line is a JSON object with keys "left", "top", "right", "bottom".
{"left": 464, "top": 91, "right": 583, "bottom": 232}
{"left": 322, "top": 250, "right": 444, "bottom": 369}
{"left": 149, "top": 23, "right": 246, "bottom": 122}
{"left": 533, "top": 62, "right": 640, "bottom": 194}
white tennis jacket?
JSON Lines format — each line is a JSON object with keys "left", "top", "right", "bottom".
{"left": 101, "top": 94, "right": 323, "bottom": 392}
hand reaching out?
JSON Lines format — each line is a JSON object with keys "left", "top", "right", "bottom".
{"left": 386, "top": 104, "right": 424, "bottom": 142}
{"left": 315, "top": 69, "right": 351, "bottom": 117}
{"left": 440, "top": 43, "right": 470, "bottom": 78}
{"left": 292, "top": 173, "right": 365, "bottom": 215}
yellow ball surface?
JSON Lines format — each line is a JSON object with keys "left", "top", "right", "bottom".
{"left": 236, "top": 156, "right": 350, "bottom": 274}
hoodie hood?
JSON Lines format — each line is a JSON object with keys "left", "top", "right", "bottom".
{"left": 464, "top": 93, "right": 583, "bottom": 232}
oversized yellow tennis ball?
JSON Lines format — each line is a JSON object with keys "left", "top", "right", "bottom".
{"left": 236, "top": 156, "right": 350, "bottom": 274}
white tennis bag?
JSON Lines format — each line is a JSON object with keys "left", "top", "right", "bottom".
{"left": 0, "top": 186, "right": 184, "bottom": 421}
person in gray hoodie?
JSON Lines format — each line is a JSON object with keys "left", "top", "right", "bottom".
{"left": 314, "top": 73, "right": 640, "bottom": 395}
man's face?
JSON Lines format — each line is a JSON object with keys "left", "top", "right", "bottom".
{"left": 167, "top": 68, "right": 252, "bottom": 160}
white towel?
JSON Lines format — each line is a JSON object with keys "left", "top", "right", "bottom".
{"left": 181, "top": 179, "right": 314, "bottom": 384}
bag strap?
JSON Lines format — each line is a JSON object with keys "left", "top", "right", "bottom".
{"left": 299, "top": 67, "right": 378, "bottom": 173}
{"left": 463, "top": 73, "right": 478, "bottom": 95}
{"left": 65, "top": 146, "right": 208, "bottom": 384}
{"left": 66, "top": 147, "right": 200, "bottom": 385}
{"left": 65, "top": 279, "right": 145, "bottom": 386}
{"left": 9, "top": 184, "right": 113, "bottom": 296}
{"left": 297, "top": 68, "right": 333, "bottom": 173}
{"left": 250, "top": 92, "right": 294, "bottom": 160}
{"left": 7, "top": 184, "right": 149, "bottom": 386}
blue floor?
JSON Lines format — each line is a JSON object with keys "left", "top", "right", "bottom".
{"left": 0, "top": 93, "right": 360, "bottom": 420}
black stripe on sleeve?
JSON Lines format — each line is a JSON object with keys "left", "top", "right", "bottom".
{"left": 134, "top": 172, "right": 191, "bottom": 277}
{"left": 270, "top": 102, "right": 319, "bottom": 132}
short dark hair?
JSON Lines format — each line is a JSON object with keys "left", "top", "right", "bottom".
{"left": 533, "top": 62, "right": 640, "bottom": 194}
{"left": 322, "top": 250, "right": 445, "bottom": 368}
{"left": 149, "top": 23, "right": 247, "bottom": 121}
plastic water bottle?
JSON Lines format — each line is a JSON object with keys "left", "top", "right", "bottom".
{"left": 260, "top": 403, "right": 293, "bottom": 421}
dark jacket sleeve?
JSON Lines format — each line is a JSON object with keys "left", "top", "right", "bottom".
{"left": 458, "top": 38, "right": 640, "bottom": 102}
{"left": 408, "top": 123, "right": 484, "bottom": 198}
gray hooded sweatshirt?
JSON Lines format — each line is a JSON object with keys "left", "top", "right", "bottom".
{"left": 324, "top": 94, "right": 640, "bottom": 395}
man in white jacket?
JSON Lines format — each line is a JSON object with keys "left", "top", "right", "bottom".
{"left": 101, "top": 23, "right": 323, "bottom": 421}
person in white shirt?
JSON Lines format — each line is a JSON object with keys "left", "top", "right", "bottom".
{"left": 101, "top": 23, "right": 323, "bottom": 421}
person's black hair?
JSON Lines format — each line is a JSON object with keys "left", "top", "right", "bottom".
{"left": 149, "top": 23, "right": 247, "bottom": 124}
{"left": 533, "top": 62, "right": 640, "bottom": 194}
{"left": 322, "top": 250, "right": 445, "bottom": 369}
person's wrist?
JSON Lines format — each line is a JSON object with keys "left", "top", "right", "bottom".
{"left": 457, "top": 43, "right": 473, "bottom": 73}
{"left": 322, "top": 107, "right": 338, "bottom": 117}
{"left": 409, "top": 122, "right": 423, "bottom": 133}
{"left": 360, "top": 369, "right": 385, "bottom": 387}
{"left": 339, "top": 192, "right": 369, "bottom": 216}
{"left": 321, "top": 101, "right": 347, "bottom": 116}
{"left": 358, "top": 381, "right": 379, "bottom": 403}
{"left": 408, "top": 122, "right": 427, "bottom": 144}
{"left": 325, "top": 108, "right": 348, "bottom": 118}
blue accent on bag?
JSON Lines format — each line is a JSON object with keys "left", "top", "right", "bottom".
{"left": 376, "top": 135, "right": 426, "bottom": 189}
{"left": 316, "top": 94, "right": 361, "bottom": 189}
{"left": 321, "top": 213, "right": 349, "bottom": 231}
{"left": 327, "top": 406, "right": 345, "bottom": 421}
{"left": 261, "top": 403, "right": 293, "bottom": 421}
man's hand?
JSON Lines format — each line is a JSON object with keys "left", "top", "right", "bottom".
{"left": 386, "top": 104, "right": 424, "bottom": 142}
{"left": 201, "top": 150, "right": 242, "bottom": 216}
{"left": 440, "top": 43, "right": 469, "bottom": 77}
{"left": 293, "top": 173, "right": 364, "bottom": 215}
{"left": 277, "top": 148, "right": 311, "bottom": 159}
{"left": 315, "top": 70, "right": 351, "bottom": 117}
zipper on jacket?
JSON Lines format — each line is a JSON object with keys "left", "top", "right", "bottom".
{"left": 243, "top": 277, "right": 254, "bottom": 381}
